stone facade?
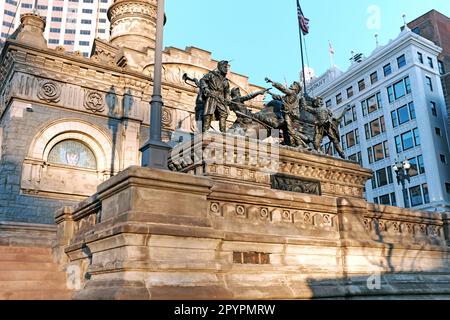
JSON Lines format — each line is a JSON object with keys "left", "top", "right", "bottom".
{"left": 53, "top": 138, "right": 450, "bottom": 299}
{"left": 0, "top": 0, "right": 264, "bottom": 224}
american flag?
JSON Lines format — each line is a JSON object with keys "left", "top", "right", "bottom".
{"left": 297, "top": 0, "right": 310, "bottom": 35}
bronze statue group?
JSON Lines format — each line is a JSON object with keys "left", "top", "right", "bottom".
{"left": 184, "top": 60, "right": 349, "bottom": 159}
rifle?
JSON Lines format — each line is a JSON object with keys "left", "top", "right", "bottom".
{"left": 234, "top": 110, "right": 274, "bottom": 129}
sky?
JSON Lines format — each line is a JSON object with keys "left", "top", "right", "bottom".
{"left": 164, "top": 0, "right": 450, "bottom": 88}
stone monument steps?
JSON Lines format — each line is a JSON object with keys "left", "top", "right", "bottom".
{"left": 0, "top": 246, "right": 72, "bottom": 300}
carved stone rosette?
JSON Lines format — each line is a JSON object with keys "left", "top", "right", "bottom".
{"left": 162, "top": 107, "right": 173, "bottom": 128}
{"left": 84, "top": 91, "right": 105, "bottom": 113}
{"left": 37, "top": 80, "right": 62, "bottom": 103}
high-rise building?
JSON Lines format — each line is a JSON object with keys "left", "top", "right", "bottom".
{"left": 0, "top": 0, "right": 113, "bottom": 57}
{"left": 307, "top": 27, "right": 450, "bottom": 212}
{"left": 408, "top": 10, "right": 450, "bottom": 129}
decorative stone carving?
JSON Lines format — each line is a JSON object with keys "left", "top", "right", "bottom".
{"left": 271, "top": 174, "right": 321, "bottom": 195}
{"left": 37, "top": 80, "right": 61, "bottom": 103}
{"left": 162, "top": 107, "right": 173, "bottom": 127}
{"left": 84, "top": 91, "right": 105, "bottom": 113}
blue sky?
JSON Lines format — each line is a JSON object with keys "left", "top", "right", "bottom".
{"left": 164, "top": 0, "right": 449, "bottom": 88}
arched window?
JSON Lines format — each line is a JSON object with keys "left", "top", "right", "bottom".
{"left": 47, "top": 140, "right": 97, "bottom": 169}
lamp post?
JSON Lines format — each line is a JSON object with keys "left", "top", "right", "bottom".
{"left": 140, "top": 0, "right": 171, "bottom": 169}
{"left": 393, "top": 158, "right": 411, "bottom": 207}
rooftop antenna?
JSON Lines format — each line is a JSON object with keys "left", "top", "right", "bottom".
{"left": 32, "top": 0, "right": 39, "bottom": 13}
{"left": 374, "top": 33, "right": 379, "bottom": 47}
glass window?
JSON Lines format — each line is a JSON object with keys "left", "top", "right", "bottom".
{"left": 431, "top": 101, "right": 437, "bottom": 117}
{"left": 52, "top": 6, "right": 63, "bottom": 11}
{"left": 391, "top": 110, "right": 398, "bottom": 128}
{"left": 395, "top": 136, "right": 402, "bottom": 153}
{"left": 64, "top": 40, "right": 74, "bottom": 45}
{"left": 413, "top": 128, "right": 420, "bottom": 146}
{"left": 446, "top": 183, "right": 450, "bottom": 194}
{"left": 355, "top": 129, "right": 360, "bottom": 145}
{"left": 387, "top": 86, "right": 394, "bottom": 103}
{"left": 435, "top": 127, "right": 441, "bottom": 136}
{"left": 80, "top": 30, "right": 91, "bottom": 35}
{"left": 427, "top": 57, "right": 433, "bottom": 69}
{"left": 66, "top": 29, "right": 76, "bottom": 34}
{"left": 379, "top": 194, "right": 391, "bottom": 205}
{"left": 373, "top": 143, "right": 384, "bottom": 161}
{"left": 98, "top": 29, "right": 106, "bottom": 33}
{"left": 361, "top": 100, "right": 367, "bottom": 116}
{"left": 79, "top": 41, "right": 90, "bottom": 46}
{"left": 99, "top": 18, "right": 107, "bottom": 23}
{"left": 358, "top": 79, "right": 365, "bottom": 91}
{"left": 51, "top": 17, "right": 62, "bottom": 22}
{"left": 352, "top": 105, "right": 357, "bottom": 122}
{"left": 84, "top": 0, "right": 94, "bottom": 3}
{"left": 48, "top": 140, "right": 96, "bottom": 169}
{"left": 370, "top": 118, "right": 382, "bottom": 137}
{"left": 344, "top": 108, "right": 354, "bottom": 125}
{"left": 417, "top": 52, "right": 423, "bottom": 64}
{"left": 417, "top": 155, "right": 425, "bottom": 174}
{"left": 397, "top": 54, "right": 406, "bottom": 68}
{"left": 380, "top": 116, "right": 385, "bottom": 132}
{"left": 393, "top": 79, "right": 406, "bottom": 99}
{"left": 81, "top": 19, "right": 92, "bottom": 24}
{"left": 82, "top": 9, "right": 93, "bottom": 14}
{"left": 68, "top": 8, "right": 78, "bottom": 13}
{"left": 376, "top": 168, "right": 388, "bottom": 187}
{"left": 336, "top": 93, "right": 342, "bottom": 105}
{"left": 374, "top": 198, "right": 379, "bottom": 204}
{"left": 100, "top": 8, "right": 107, "bottom": 13}
{"left": 326, "top": 99, "right": 331, "bottom": 108}
{"left": 66, "top": 18, "right": 77, "bottom": 24}
{"left": 48, "top": 39, "right": 59, "bottom": 44}
{"left": 391, "top": 193, "right": 397, "bottom": 206}
{"left": 422, "top": 184, "right": 430, "bottom": 204}
{"left": 341, "top": 135, "right": 346, "bottom": 150}
{"left": 387, "top": 166, "right": 393, "bottom": 184}
{"left": 397, "top": 105, "right": 410, "bottom": 125}
{"left": 408, "top": 102, "right": 416, "bottom": 119}
{"left": 404, "top": 76, "right": 411, "bottom": 94}
{"left": 347, "top": 87, "right": 353, "bottom": 98}
{"left": 409, "top": 186, "right": 423, "bottom": 207}
{"left": 367, "top": 95, "right": 378, "bottom": 114}
{"left": 401, "top": 131, "right": 414, "bottom": 151}
{"left": 383, "top": 141, "right": 390, "bottom": 158}
{"left": 440, "top": 154, "right": 447, "bottom": 164}
{"left": 426, "top": 76, "right": 433, "bottom": 91}
{"left": 371, "top": 173, "right": 377, "bottom": 189}
{"left": 438, "top": 61, "right": 445, "bottom": 75}
{"left": 50, "top": 28, "right": 61, "bottom": 33}
{"left": 368, "top": 147, "right": 374, "bottom": 164}
{"left": 346, "top": 131, "right": 356, "bottom": 148}
{"left": 383, "top": 64, "right": 392, "bottom": 76}
{"left": 408, "top": 157, "right": 418, "bottom": 176}
{"left": 370, "top": 72, "right": 378, "bottom": 84}
{"left": 364, "top": 124, "right": 370, "bottom": 139}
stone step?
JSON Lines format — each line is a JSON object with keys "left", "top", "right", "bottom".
{"left": 0, "top": 270, "right": 66, "bottom": 281}
{"left": 0, "top": 290, "right": 72, "bottom": 300}
{"left": 0, "top": 253, "right": 54, "bottom": 263}
{"left": 0, "top": 246, "right": 52, "bottom": 255}
{"left": 0, "top": 261, "right": 59, "bottom": 271}
{"left": 0, "top": 280, "right": 67, "bottom": 291}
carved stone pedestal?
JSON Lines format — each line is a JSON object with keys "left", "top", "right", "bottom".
{"left": 54, "top": 134, "right": 450, "bottom": 299}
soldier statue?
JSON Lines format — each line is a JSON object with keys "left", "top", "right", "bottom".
{"left": 265, "top": 78, "right": 309, "bottom": 148}
{"left": 303, "top": 96, "right": 350, "bottom": 159}
{"left": 198, "top": 60, "right": 231, "bottom": 133}
{"left": 229, "top": 87, "right": 269, "bottom": 132}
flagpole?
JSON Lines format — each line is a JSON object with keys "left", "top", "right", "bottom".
{"left": 297, "top": 0, "right": 307, "bottom": 96}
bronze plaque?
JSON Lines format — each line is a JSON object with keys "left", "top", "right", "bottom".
{"left": 271, "top": 174, "right": 321, "bottom": 195}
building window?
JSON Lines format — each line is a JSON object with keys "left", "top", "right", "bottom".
{"left": 4, "top": 10, "right": 15, "bottom": 16}
{"left": 438, "top": 61, "right": 445, "bottom": 75}
{"left": 417, "top": 52, "right": 423, "bottom": 64}
{"left": 66, "top": 29, "right": 76, "bottom": 34}
{"left": 348, "top": 152, "right": 362, "bottom": 165}
{"left": 82, "top": 52, "right": 89, "bottom": 57}
{"left": 66, "top": 18, "right": 77, "bottom": 24}
{"left": 401, "top": 131, "right": 414, "bottom": 151}
{"left": 83, "top": 0, "right": 94, "bottom": 3}
{"left": 80, "top": 30, "right": 91, "bottom": 35}
{"left": 441, "top": 154, "right": 447, "bottom": 164}
{"left": 101, "top": 0, "right": 108, "bottom": 2}
{"left": 370, "top": 71, "right": 378, "bottom": 84}
{"left": 409, "top": 186, "right": 423, "bottom": 207}
{"left": 21, "top": 3, "right": 32, "bottom": 8}
{"left": 387, "top": 86, "right": 394, "bottom": 103}
{"left": 425, "top": 76, "right": 433, "bottom": 91}
{"left": 2, "top": 21, "right": 14, "bottom": 28}
{"left": 50, "top": 28, "right": 61, "bottom": 33}
{"left": 68, "top": 8, "right": 78, "bottom": 13}
{"left": 52, "top": 6, "right": 63, "bottom": 11}
{"left": 6, "top": 0, "right": 18, "bottom": 5}
{"left": 82, "top": 9, "right": 93, "bottom": 13}
{"left": 388, "top": 76, "right": 411, "bottom": 102}
{"left": 326, "top": 99, "right": 331, "bottom": 108}
{"left": 347, "top": 86, "right": 353, "bottom": 98}
{"left": 413, "top": 128, "right": 420, "bottom": 146}
{"left": 361, "top": 92, "right": 381, "bottom": 116}
{"left": 378, "top": 194, "right": 390, "bottom": 205}
{"left": 99, "top": 18, "right": 107, "bottom": 23}
{"left": 37, "top": 5, "right": 48, "bottom": 10}
{"left": 376, "top": 168, "right": 389, "bottom": 187}
{"left": 427, "top": 57, "right": 434, "bottom": 69}
{"left": 408, "top": 102, "right": 416, "bottom": 119}
{"left": 343, "top": 105, "right": 357, "bottom": 126}
{"left": 69, "top": 0, "right": 79, "bottom": 2}
{"left": 98, "top": 29, "right": 106, "bottom": 33}
{"left": 336, "top": 93, "right": 342, "bottom": 105}
{"left": 397, "top": 54, "right": 406, "bottom": 68}
{"left": 383, "top": 63, "right": 392, "bottom": 77}
{"left": 79, "top": 41, "right": 90, "bottom": 46}
{"left": 393, "top": 79, "right": 406, "bottom": 99}
{"left": 48, "top": 140, "right": 97, "bottom": 170}
{"left": 51, "top": 17, "right": 62, "bottom": 22}
{"left": 373, "top": 143, "right": 385, "bottom": 161}
{"left": 81, "top": 19, "right": 92, "bottom": 24}
{"left": 446, "top": 183, "right": 450, "bottom": 194}
{"left": 100, "top": 8, "right": 107, "bottom": 13}
{"left": 417, "top": 155, "right": 425, "bottom": 174}
{"left": 346, "top": 131, "right": 356, "bottom": 148}
{"left": 358, "top": 79, "right": 366, "bottom": 92}
{"left": 422, "top": 184, "right": 430, "bottom": 204}
{"left": 412, "top": 27, "right": 420, "bottom": 35}
{"left": 64, "top": 40, "right": 74, "bottom": 45}
{"left": 48, "top": 39, "right": 59, "bottom": 44}
{"left": 435, "top": 127, "right": 441, "bottom": 136}
{"left": 369, "top": 117, "right": 385, "bottom": 138}
{"left": 431, "top": 101, "right": 437, "bottom": 117}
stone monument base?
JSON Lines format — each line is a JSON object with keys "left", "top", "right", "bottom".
{"left": 54, "top": 134, "right": 450, "bottom": 299}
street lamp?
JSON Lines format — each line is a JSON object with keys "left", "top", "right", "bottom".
{"left": 140, "top": 0, "right": 171, "bottom": 169}
{"left": 393, "top": 158, "right": 411, "bottom": 207}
